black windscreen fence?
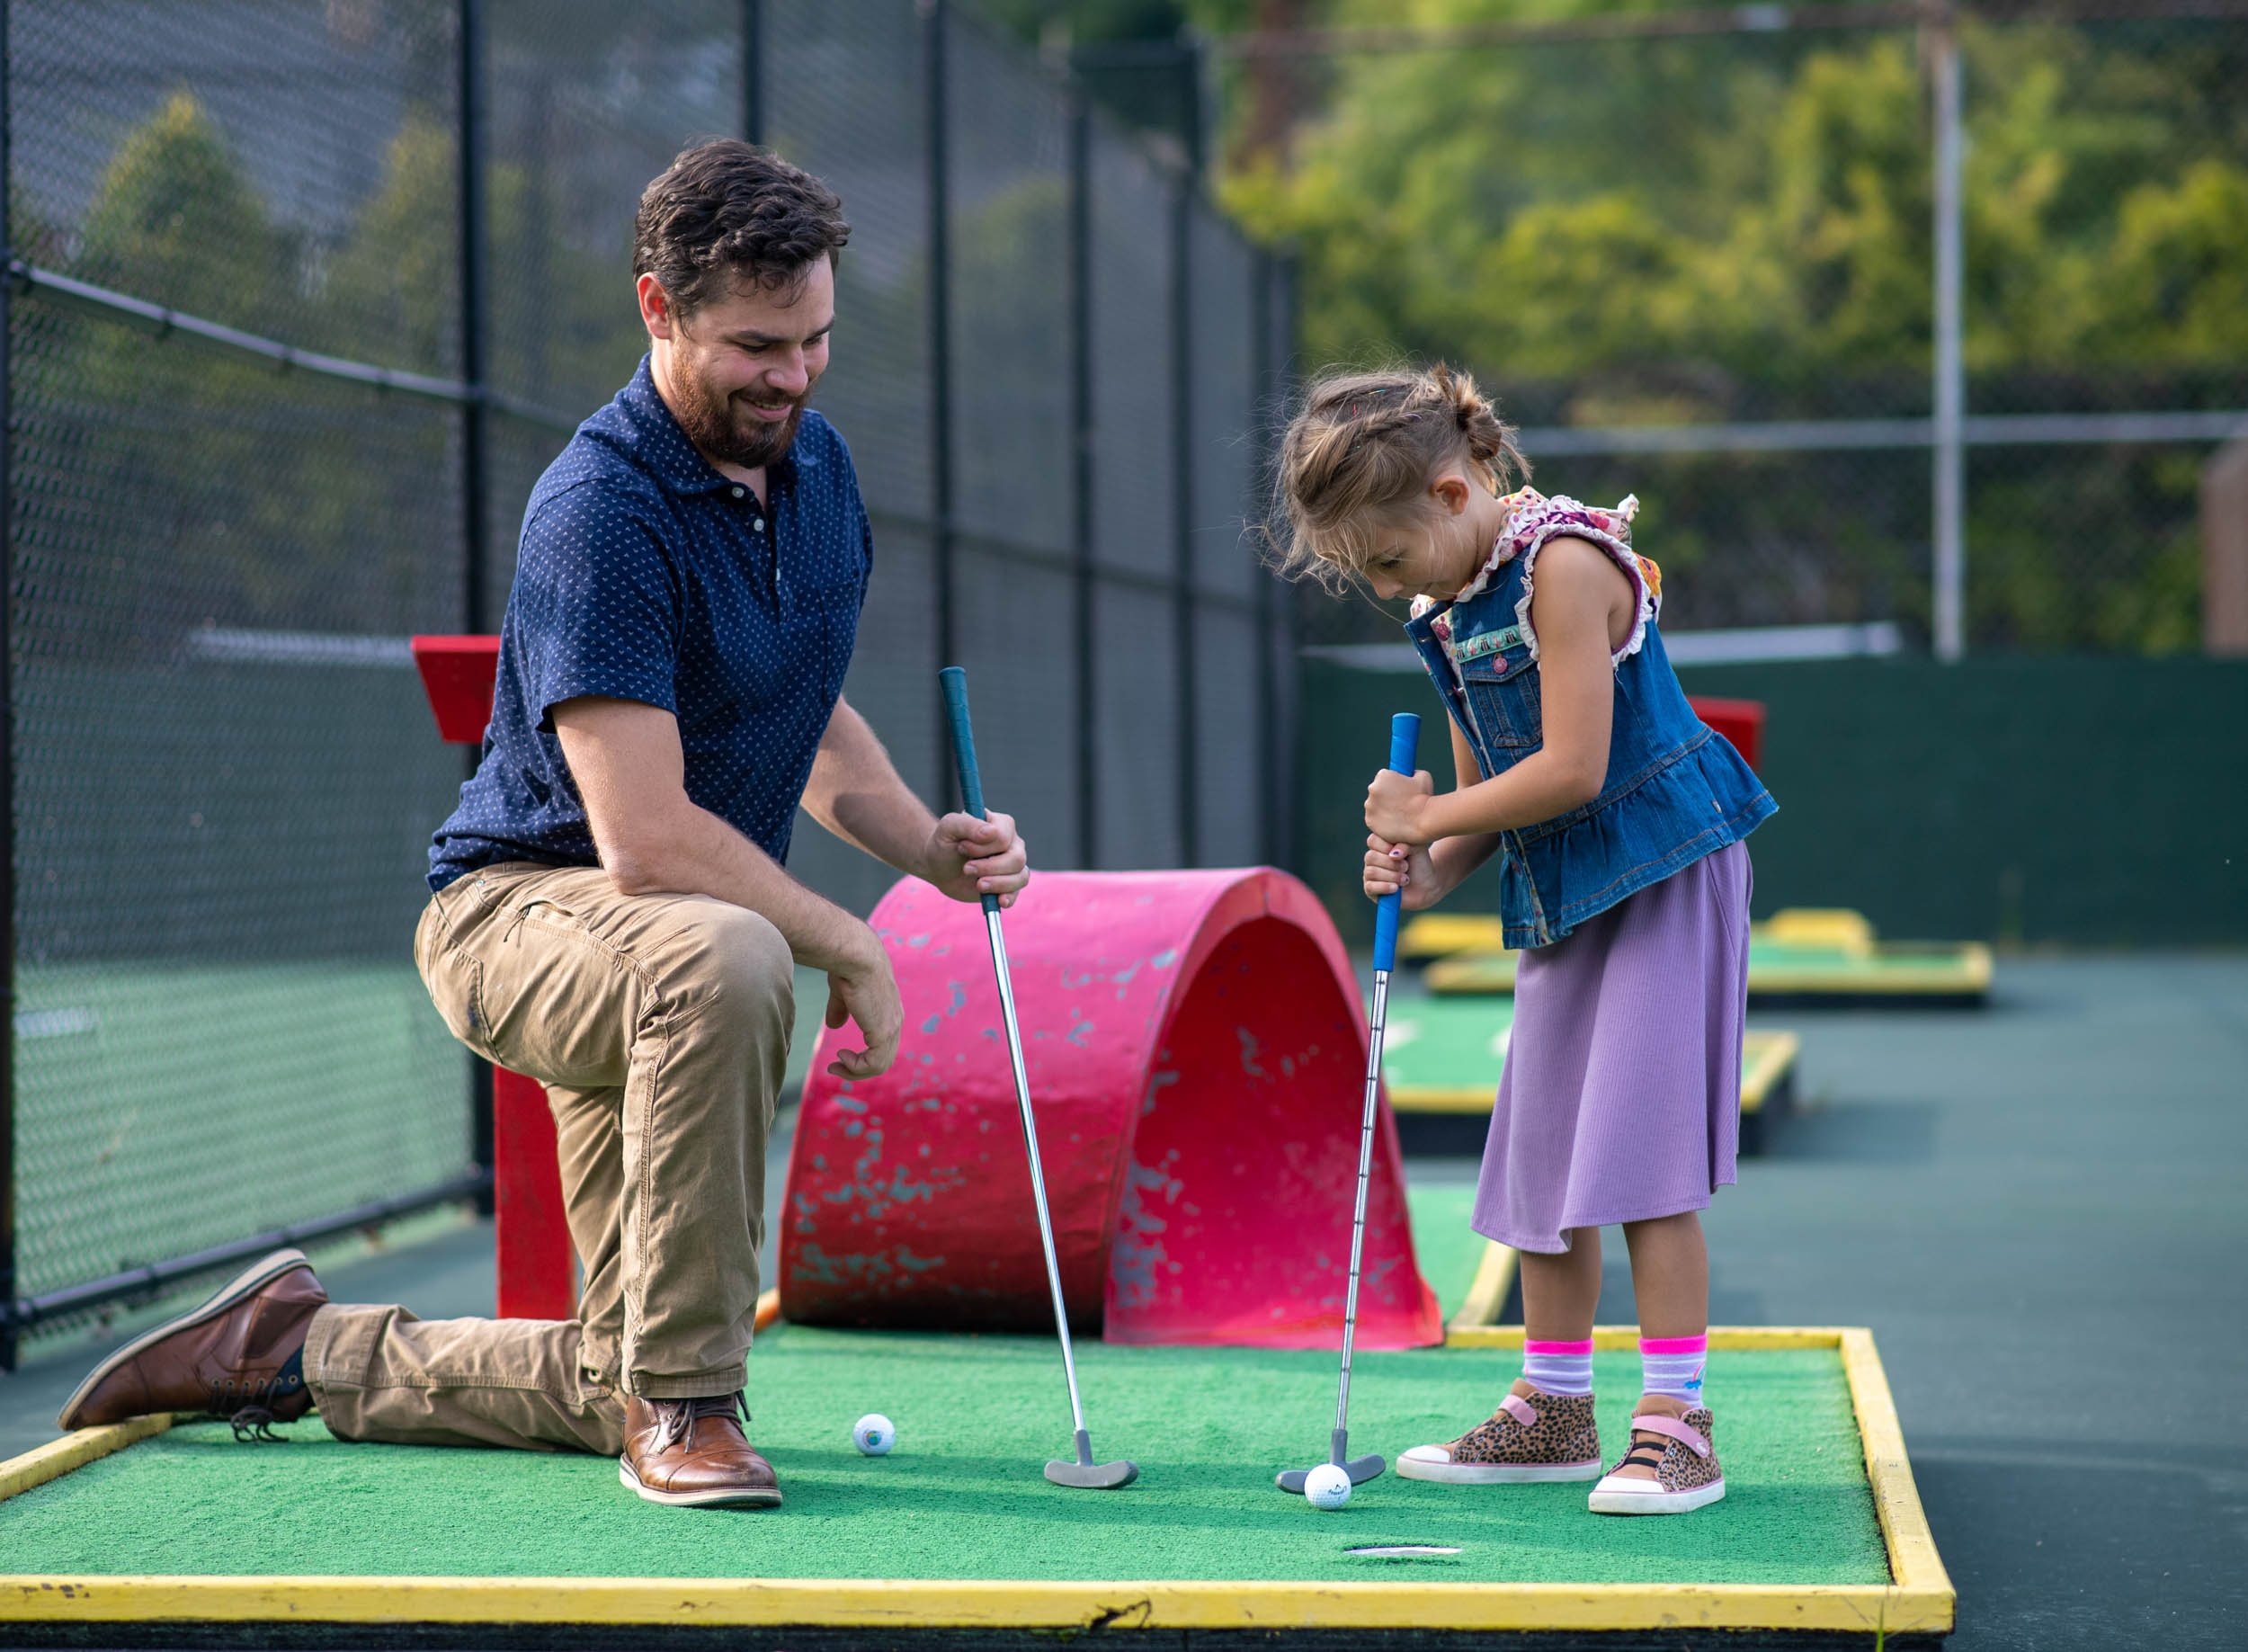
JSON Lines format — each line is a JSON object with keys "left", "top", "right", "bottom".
{"left": 0, "top": 0, "right": 1295, "bottom": 1362}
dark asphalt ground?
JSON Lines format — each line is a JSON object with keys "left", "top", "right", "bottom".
{"left": 3, "top": 953, "right": 2240, "bottom": 1649}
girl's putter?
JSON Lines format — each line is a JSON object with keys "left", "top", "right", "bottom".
{"left": 1277, "top": 710, "right": 1421, "bottom": 1496}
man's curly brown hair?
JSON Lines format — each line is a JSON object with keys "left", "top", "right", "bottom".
{"left": 633, "top": 139, "right": 851, "bottom": 315}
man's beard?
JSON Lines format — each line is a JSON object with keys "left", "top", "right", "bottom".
{"left": 671, "top": 358, "right": 813, "bottom": 471}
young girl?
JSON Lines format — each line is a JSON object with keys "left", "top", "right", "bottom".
{"left": 1273, "top": 365, "right": 1774, "bottom": 1517}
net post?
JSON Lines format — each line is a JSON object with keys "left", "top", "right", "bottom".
{"left": 1169, "top": 40, "right": 1200, "bottom": 867}
{"left": 1271, "top": 248, "right": 1302, "bottom": 873}
{"left": 0, "top": 0, "right": 17, "bottom": 1372}
{"left": 1068, "top": 86, "right": 1097, "bottom": 869}
{"left": 742, "top": 0, "right": 763, "bottom": 146}
{"left": 923, "top": 0, "right": 956, "bottom": 805}
{"left": 458, "top": 0, "right": 495, "bottom": 1215}
{"left": 1249, "top": 248, "right": 1277, "bottom": 868}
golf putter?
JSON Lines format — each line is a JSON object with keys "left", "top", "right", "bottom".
{"left": 940, "top": 666, "right": 1138, "bottom": 1491}
{"left": 1278, "top": 710, "right": 1421, "bottom": 1495}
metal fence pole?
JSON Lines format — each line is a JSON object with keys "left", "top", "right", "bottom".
{"left": 1272, "top": 248, "right": 1301, "bottom": 874}
{"left": 1931, "top": 14, "right": 1966, "bottom": 661}
{"left": 0, "top": 0, "right": 17, "bottom": 1373}
{"left": 459, "top": 0, "right": 495, "bottom": 1210}
{"left": 743, "top": 0, "right": 763, "bottom": 145}
{"left": 1068, "top": 90, "right": 1098, "bottom": 869}
{"left": 1249, "top": 250, "right": 1277, "bottom": 870}
{"left": 1170, "top": 40, "right": 1202, "bottom": 867}
{"left": 923, "top": 0, "right": 956, "bottom": 803}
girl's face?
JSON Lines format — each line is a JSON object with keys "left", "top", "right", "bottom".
{"left": 1360, "top": 467, "right": 1509, "bottom": 604}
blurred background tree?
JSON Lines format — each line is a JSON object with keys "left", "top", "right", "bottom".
{"left": 995, "top": 0, "right": 2248, "bottom": 652}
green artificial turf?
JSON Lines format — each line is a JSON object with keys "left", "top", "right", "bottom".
{"left": 1, "top": 1337, "right": 1888, "bottom": 1586}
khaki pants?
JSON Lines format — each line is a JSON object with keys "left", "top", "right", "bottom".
{"left": 305, "top": 862, "right": 793, "bottom": 1453}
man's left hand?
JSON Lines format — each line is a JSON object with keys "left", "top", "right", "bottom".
{"left": 923, "top": 810, "right": 1030, "bottom": 907}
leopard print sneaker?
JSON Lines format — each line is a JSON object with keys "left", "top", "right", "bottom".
{"left": 1396, "top": 1389, "right": 1601, "bottom": 1484}
{"left": 1588, "top": 1406, "right": 1725, "bottom": 1514}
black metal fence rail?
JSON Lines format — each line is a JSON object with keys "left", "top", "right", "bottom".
{"left": 0, "top": 0, "right": 1295, "bottom": 1368}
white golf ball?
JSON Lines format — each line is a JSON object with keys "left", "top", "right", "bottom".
{"left": 1304, "top": 1462, "right": 1352, "bottom": 1510}
{"left": 852, "top": 1413, "right": 896, "bottom": 1456}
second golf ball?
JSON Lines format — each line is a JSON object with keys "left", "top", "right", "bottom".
{"left": 852, "top": 1414, "right": 896, "bottom": 1456}
{"left": 1303, "top": 1462, "right": 1352, "bottom": 1510}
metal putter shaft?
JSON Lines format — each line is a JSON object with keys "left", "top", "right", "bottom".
{"left": 940, "top": 667, "right": 1138, "bottom": 1492}
{"left": 1278, "top": 710, "right": 1421, "bottom": 1496}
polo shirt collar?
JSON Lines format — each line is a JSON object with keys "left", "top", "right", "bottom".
{"left": 620, "top": 355, "right": 821, "bottom": 497}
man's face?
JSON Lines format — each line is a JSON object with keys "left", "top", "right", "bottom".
{"left": 645, "top": 258, "right": 834, "bottom": 471}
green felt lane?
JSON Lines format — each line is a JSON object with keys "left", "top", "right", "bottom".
{"left": 1385, "top": 999, "right": 1517, "bottom": 1096}
{"left": 0, "top": 1338, "right": 1887, "bottom": 1586}
{"left": 1405, "top": 1181, "right": 1485, "bottom": 1321}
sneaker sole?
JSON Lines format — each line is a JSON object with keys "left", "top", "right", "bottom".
{"left": 1397, "top": 1454, "right": 1603, "bottom": 1485}
{"left": 1589, "top": 1476, "right": 1726, "bottom": 1515}
{"left": 620, "top": 1461, "right": 783, "bottom": 1509}
{"left": 57, "top": 1248, "right": 314, "bottom": 1431}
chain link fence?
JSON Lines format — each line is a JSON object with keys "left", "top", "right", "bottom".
{"left": 1, "top": 0, "right": 1294, "bottom": 1362}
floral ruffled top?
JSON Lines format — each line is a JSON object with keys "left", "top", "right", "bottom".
{"left": 1408, "top": 488, "right": 1660, "bottom": 674}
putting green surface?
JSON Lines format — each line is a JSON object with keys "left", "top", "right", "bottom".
{"left": 0, "top": 1336, "right": 1887, "bottom": 1586}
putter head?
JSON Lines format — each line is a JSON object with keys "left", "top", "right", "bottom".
{"left": 1046, "top": 1457, "right": 1138, "bottom": 1489}
{"left": 1275, "top": 1452, "right": 1387, "bottom": 1494}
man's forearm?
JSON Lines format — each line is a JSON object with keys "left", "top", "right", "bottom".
{"left": 801, "top": 698, "right": 938, "bottom": 877}
{"left": 625, "top": 802, "right": 870, "bottom": 974}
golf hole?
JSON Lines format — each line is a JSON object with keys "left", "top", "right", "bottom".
{"left": 1343, "top": 1544, "right": 1463, "bottom": 1561}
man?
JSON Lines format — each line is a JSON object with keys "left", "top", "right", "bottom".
{"left": 58, "top": 141, "right": 1028, "bottom": 1510}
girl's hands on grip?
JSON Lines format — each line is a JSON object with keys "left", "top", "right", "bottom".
{"left": 1364, "top": 834, "right": 1441, "bottom": 910}
{"left": 1365, "top": 767, "right": 1437, "bottom": 845}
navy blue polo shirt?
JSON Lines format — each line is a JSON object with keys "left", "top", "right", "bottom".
{"left": 428, "top": 356, "right": 872, "bottom": 891}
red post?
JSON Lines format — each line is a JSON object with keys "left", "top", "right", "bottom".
{"left": 411, "top": 635, "right": 575, "bottom": 1321}
{"left": 1687, "top": 695, "right": 1765, "bottom": 773}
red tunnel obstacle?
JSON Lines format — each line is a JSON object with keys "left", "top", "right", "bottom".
{"left": 781, "top": 868, "right": 1443, "bottom": 1350}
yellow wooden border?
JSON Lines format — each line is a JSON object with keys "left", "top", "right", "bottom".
{"left": 1443, "top": 1240, "right": 1518, "bottom": 1335}
{"left": 1392, "top": 1030, "right": 1798, "bottom": 1118}
{"left": 0, "top": 1414, "right": 171, "bottom": 1505}
{"left": 0, "top": 1327, "right": 1951, "bottom": 1637}
{"left": 1739, "top": 1029, "right": 1800, "bottom": 1116}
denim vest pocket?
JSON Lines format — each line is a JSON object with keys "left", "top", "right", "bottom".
{"left": 1460, "top": 647, "right": 1542, "bottom": 751}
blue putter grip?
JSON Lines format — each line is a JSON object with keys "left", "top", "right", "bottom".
{"left": 939, "top": 667, "right": 1001, "bottom": 915}
{"left": 1370, "top": 712, "right": 1423, "bottom": 974}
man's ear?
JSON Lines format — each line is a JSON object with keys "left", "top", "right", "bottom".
{"left": 637, "top": 273, "right": 676, "bottom": 342}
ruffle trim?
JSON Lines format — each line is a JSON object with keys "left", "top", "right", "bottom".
{"left": 1412, "top": 490, "right": 1660, "bottom": 671}
{"left": 1506, "top": 494, "right": 1656, "bottom": 669}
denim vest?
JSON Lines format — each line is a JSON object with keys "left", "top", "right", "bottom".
{"left": 1404, "top": 493, "right": 1775, "bottom": 949}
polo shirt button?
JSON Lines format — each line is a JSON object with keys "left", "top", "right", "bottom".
{"left": 731, "top": 485, "right": 745, "bottom": 499}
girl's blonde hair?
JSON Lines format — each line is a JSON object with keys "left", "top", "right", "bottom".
{"left": 1268, "top": 363, "right": 1527, "bottom": 592}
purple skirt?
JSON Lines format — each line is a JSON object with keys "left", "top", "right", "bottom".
{"left": 1470, "top": 841, "right": 1752, "bottom": 1254}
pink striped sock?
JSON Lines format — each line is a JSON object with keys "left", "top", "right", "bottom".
{"left": 1640, "top": 1335, "right": 1708, "bottom": 1405}
{"left": 1521, "top": 1337, "right": 1593, "bottom": 1397}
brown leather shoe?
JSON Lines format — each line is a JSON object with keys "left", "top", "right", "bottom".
{"left": 58, "top": 1249, "right": 326, "bottom": 1438}
{"left": 620, "top": 1394, "right": 782, "bottom": 1508}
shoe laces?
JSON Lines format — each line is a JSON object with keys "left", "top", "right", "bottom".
{"left": 208, "top": 1371, "right": 303, "bottom": 1443}
{"left": 650, "top": 1392, "right": 743, "bottom": 1454}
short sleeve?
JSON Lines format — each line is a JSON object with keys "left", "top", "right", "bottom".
{"left": 511, "top": 481, "right": 682, "bottom": 728}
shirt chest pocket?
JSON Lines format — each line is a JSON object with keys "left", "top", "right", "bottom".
{"left": 1460, "top": 645, "right": 1543, "bottom": 754}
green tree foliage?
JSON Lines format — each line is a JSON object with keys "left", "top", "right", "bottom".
{"left": 1213, "top": 4, "right": 2247, "bottom": 648}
